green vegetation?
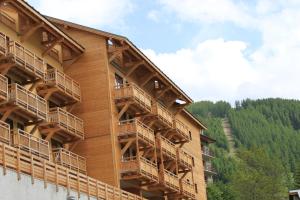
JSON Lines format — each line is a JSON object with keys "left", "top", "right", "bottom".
{"left": 188, "top": 98, "right": 300, "bottom": 200}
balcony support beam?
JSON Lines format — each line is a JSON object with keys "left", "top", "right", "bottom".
{"left": 20, "top": 22, "right": 44, "bottom": 42}
{"left": 0, "top": 63, "right": 14, "bottom": 75}
{"left": 140, "top": 73, "right": 156, "bottom": 87}
{"left": 156, "top": 86, "right": 171, "bottom": 100}
{"left": 125, "top": 61, "right": 144, "bottom": 78}
{"left": 121, "top": 138, "right": 135, "bottom": 155}
{"left": 118, "top": 102, "right": 130, "bottom": 120}
{"left": 1, "top": 106, "right": 17, "bottom": 121}
{"left": 42, "top": 38, "right": 64, "bottom": 57}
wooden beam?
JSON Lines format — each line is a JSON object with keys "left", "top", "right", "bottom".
{"left": 125, "top": 61, "right": 144, "bottom": 78}
{"left": 121, "top": 138, "right": 135, "bottom": 155}
{"left": 42, "top": 38, "right": 63, "bottom": 57}
{"left": 108, "top": 45, "right": 129, "bottom": 54}
{"left": 118, "top": 103, "right": 130, "bottom": 119}
{"left": 140, "top": 73, "right": 156, "bottom": 87}
{"left": 156, "top": 86, "right": 171, "bottom": 100}
{"left": 20, "top": 22, "right": 44, "bottom": 42}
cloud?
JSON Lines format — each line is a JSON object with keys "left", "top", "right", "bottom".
{"left": 28, "top": 0, "right": 134, "bottom": 27}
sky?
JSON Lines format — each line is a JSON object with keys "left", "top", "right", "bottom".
{"left": 28, "top": 0, "right": 300, "bottom": 104}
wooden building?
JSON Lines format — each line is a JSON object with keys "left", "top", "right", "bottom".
{"left": 0, "top": 0, "right": 209, "bottom": 199}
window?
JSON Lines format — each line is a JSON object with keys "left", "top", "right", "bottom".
{"left": 189, "top": 131, "right": 192, "bottom": 140}
{"left": 192, "top": 157, "right": 195, "bottom": 166}
{"left": 115, "top": 73, "right": 123, "bottom": 88}
{"left": 195, "top": 183, "right": 198, "bottom": 193}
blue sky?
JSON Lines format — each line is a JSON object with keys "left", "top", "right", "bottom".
{"left": 28, "top": 0, "right": 300, "bottom": 104}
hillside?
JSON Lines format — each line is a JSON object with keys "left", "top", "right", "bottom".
{"left": 188, "top": 99, "right": 300, "bottom": 200}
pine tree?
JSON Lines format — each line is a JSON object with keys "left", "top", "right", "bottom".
{"left": 295, "top": 164, "right": 300, "bottom": 189}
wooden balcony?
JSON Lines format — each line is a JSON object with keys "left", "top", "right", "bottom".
{"left": 120, "top": 156, "right": 159, "bottom": 183}
{"left": 39, "top": 107, "right": 84, "bottom": 142}
{"left": 177, "top": 148, "right": 193, "bottom": 170}
{"left": 172, "top": 119, "right": 190, "bottom": 142}
{"left": 151, "top": 102, "right": 173, "bottom": 129}
{"left": 53, "top": 148, "right": 86, "bottom": 174}
{"left": 180, "top": 180, "right": 196, "bottom": 199}
{"left": 5, "top": 41, "right": 46, "bottom": 82}
{"left": 119, "top": 119, "right": 155, "bottom": 146}
{"left": 0, "top": 83, "right": 47, "bottom": 123}
{"left": 159, "top": 169, "right": 180, "bottom": 192}
{"left": 37, "top": 68, "right": 81, "bottom": 106}
{"left": 156, "top": 135, "right": 177, "bottom": 160}
{"left": 12, "top": 129, "right": 49, "bottom": 160}
{"left": 115, "top": 83, "right": 152, "bottom": 115}
{"left": 0, "top": 120, "right": 10, "bottom": 144}
{"left": 0, "top": 32, "right": 7, "bottom": 56}
{"left": 202, "top": 145, "right": 214, "bottom": 159}
{"left": 204, "top": 162, "right": 217, "bottom": 175}
{"left": 0, "top": 74, "right": 8, "bottom": 102}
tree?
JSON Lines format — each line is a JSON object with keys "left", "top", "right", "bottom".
{"left": 295, "top": 163, "right": 300, "bottom": 189}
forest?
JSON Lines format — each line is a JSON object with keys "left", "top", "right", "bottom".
{"left": 188, "top": 99, "right": 300, "bottom": 200}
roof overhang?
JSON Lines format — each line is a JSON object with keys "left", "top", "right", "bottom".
{"left": 200, "top": 134, "right": 216, "bottom": 144}
{"left": 5, "top": 0, "right": 85, "bottom": 53}
{"left": 47, "top": 16, "right": 193, "bottom": 104}
{"left": 182, "top": 109, "right": 207, "bottom": 130}
{"left": 290, "top": 190, "right": 300, "bottom": 197}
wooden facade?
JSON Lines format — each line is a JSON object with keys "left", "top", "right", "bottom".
{"left": 0, "top": 1, "right": 209, "bottom": 199}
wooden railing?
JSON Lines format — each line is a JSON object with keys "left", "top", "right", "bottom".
{"left": 157, "top": 135, "right": 176, "bottom": 159}
{"left": 160, "top": 169, "right": 179, "bottom": 191}
{"left": 174, "top": 119, "right": 190, "bottom": 141}
{"left": 0, "top": 32, "right": 7, "bottom": 55}
{"left": 45, "top": 68, "right": 81, "bottom": 102}
{"left": 115, "top": 83, "right": 152, "bottom": 112}
{"left": 9, "top": 83, "right": 47, "bottom": 120}
{"left": 0, "top": 143, "right": 146, "bottom": 200}
{"left": 8, "top": 41, "right": 46, "bottom": 79}
{"left": 202, "top": 146, "right": 214, "bottom": 157}
{"left": 0, "top": 120, "right": 10, "bottom": 144}
{"left": 0, "top": 11, "right": 16, "bottom": 31}
{"left": 180, "top": 180, "right": 195, "bottom": 199}
{"left": 48, "top": 107, "right": 84, "bottom": 140}
{"left": 177, "top": 148, "right": 193, "bottom": 169}
{"left": 0, "top": 74, "right": 8, "bottom": 102}
{"left": 53, "top": 148, "right": 86, "bottom": 173}
{"left": 121, "top": 156, "right": 158, "bottom": 181}
{"left": 152, "top": 102, "right": 173, "bottom": 128}
{"left": 119, "top": 119, "right": 155, "bottom": 145}
{"left": 12, "top": 129, "right": 49, "bottom": 160}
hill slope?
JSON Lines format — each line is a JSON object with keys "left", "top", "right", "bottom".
{"left": 188, "top": 99, "right": 300, "bottom": 200}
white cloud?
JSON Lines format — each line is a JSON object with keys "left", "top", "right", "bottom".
{"left": 29, "top": 0, "right": 134, "bottom": 27}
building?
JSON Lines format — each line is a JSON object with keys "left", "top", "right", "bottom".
{"left": 0, "top": 0, "right": 209, "bottom": 199}
{"left": 290, "top": 190, "right": 300, "bottom": 200}
{"left": 200, "top": 134, "right": 216, "bottom": 184}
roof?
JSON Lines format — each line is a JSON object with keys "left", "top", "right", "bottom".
{"left": 200, "top": 134, "right": 216, "bottom": 144}
{"left": 182, "top": 109, "right": 207, "bottom": 130}
{"left": 47, "top": 16, "right": 193, "bottom": 103}
{"left": 290, "top": 190, "right": 300, "bottom": 197}
{"left": 14, "top": 0, "right": 85, "bottom": 53}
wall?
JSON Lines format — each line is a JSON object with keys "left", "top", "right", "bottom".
{"left": 0, "top": 167, "right": 97, "bottom": 200}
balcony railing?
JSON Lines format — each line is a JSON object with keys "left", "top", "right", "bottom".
{"left": 160, "top": 169, "right": 180, "bottom": 192}
{"left": 119, "top": 119, "right": 155, "bottom": 146}
{"left": 202, "top": 146, "right": 214, "bottom": 158}
{"left": 0, "top": 32, "right": 7, "bottom": 55}
{"left": 121, "top": 156, "right": 159, "bottom": 182}
{"left": 0, "top": 120, "right": 10, "bottom": 144}
{"left": 157, "top": 135, "right": 177, "bottom": 160}
{"left": 180, "top": 180, "right": 195, "bottom": 199}
{"left": 177, "top": 148, "right": 193, "bottom": 169}
{"left": 44, "top": 68, "right": 81, "bottom": 103}
{"left": 204, "top": 162, "right": 217, "bottom": 174}
{"left": 47, "top": 107, "right": 84, "bottom": 140}
{"left": 115, "top": 83, "right": 152, "bottom": 113}
{"left": 53, "top": 148, "right": 86, "bottom": 173}
{"left": 174, "top": 119, "right": 190, "bottom": 141}
{"left": 8, "top": 41, "right": 46, "bottom": 79}
{"left": 0, "top": 74, "right": 8, "bottom": 102}
{"left": 152, "top": 102, "right": 174, "bottom": 128}
{"left": 0, "top": 11, "right": 16, "bottom": 31}
{"left": 8, "top": 83, "right": 47, "bottom": 121}
{"left": 12, "top": 129, "right": 49, "bottom": 160}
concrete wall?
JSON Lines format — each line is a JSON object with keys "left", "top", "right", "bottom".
{"left": 0, "top": 167, "right": 98, "bottom": 200}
